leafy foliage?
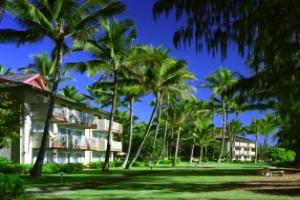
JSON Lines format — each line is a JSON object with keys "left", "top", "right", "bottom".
{"left": 0, "top": 86, "right": 20, "bottom": 148}
{"left": 0, "top": 173, "right": 24, "bottom": 200}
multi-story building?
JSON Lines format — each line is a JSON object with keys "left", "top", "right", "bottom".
{"left": 216, "top": 133, "right": 256, "bottom": 161}
{"left": 226, "top": 137, "right": 256, "bottom": 161}
{"left": 0, "top": 74, "right": 123, "bottom": 165}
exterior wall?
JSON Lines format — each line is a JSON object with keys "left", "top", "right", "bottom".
{"left": 226, "top": 139, "right": 256, "bottom": 161}
{"left": 12, "top": 90, "right": 123, "bottom": 165}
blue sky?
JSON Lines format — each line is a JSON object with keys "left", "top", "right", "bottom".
{"left": 0, "top": 0, "right": 273, "bottom": 143}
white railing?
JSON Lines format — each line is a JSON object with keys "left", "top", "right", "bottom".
{"left": 96, "top": 119, "right": 123, "bottom": 133}
{"left": 111, "top": 141, "right": 122, "bottom": 151}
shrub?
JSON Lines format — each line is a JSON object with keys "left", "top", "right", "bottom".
{"left": 112, "top": 160, "right": 123, "bottom": 167}
{"left": 132, "top": 161, "right": 144, "bottom": 167}
{"left": 0, "top": 173, "right": 24, "bottom": 200}
{"left": 0, "top": 157, "right": 24, "bottom": 174}
{"left": 89, "top": 161, "right": 104, "bottom": 169}
{"left": 42, "top": 163, "right": 62, "bottom": 174}
{"left": 265, "top": 147, "right": 296, "bottom": 164}
{"left": 159, "top": 159, "right": 172, "bottom": 165}
{"left": 62, "top": 163, "right": 83, "bottom": 173}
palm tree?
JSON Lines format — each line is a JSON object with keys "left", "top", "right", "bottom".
{"left": 247, "top": 118, "right": 264, "bottom": 164}
{"left": 125, "top": 48, "right": 195, "bottom": 168}
{"left": 0, "top": 64, "right": 13, "bottom": 75}
{"left": 60, "top": 86, "right": 85, "bottom": 103}
{"left": 119, "top": 83, "right": 145, "bottom": 168}
{"left": 193, "top": 119, "right": 216, "bottom": 164}
{"left": 0, "top": 0, "right": 125, "bottom": 177}
{"left": 228, "top": 120, "right": 245, "bottom": 162}
{"left": 201, "top": 67, "right": 237, "bottom": 163}
{"left": 69, "top": 19, "right": 136, "bottom": 171}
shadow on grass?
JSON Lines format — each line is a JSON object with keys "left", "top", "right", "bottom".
{"left": 25, "top": 168, "right": 300, "bottom": 198}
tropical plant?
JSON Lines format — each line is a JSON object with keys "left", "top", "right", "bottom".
{"left": 153, "top": 0, "right": 300, "bottom": 167}
{"left": 0, "top": 0, "right": 125, "bottom": 176}
{"left": 228, "top": 120, "right": 245, "bottom": 162}
{"left": 247, "top": 118, "right": 264, "bottom": 164}
{"left": 0, "top": 64, "right": 13, "bottom": 75}
{"left": 60, "top": 86, "right": 85, "bottom": 103}
{"left": 126, "top": 47, "right": 195, "bottom": 168}
{"left": 69, "top": 18, "right": 136, "bottom": 171}
{"left": 201, "top": 67, "right": 237, "bottom": 163}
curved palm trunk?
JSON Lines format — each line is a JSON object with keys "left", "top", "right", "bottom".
{"left": 189, "top": 138, "right": 195, "bottom": 163}
{"left": 156, "top": 121, "right": 168, "bottom": 166}
{"left": 103, "top": 70, "right": 118, "bottom": 171}
{"left": 149, "top": 95, "right": 162, "bottom": 162}
{"left": 218, "top": 99, "right": 227, "bottom": 163}
{"left": 255, "top": 132, "right": 258, "bottom": 164}
{"left": 30, "top": 42, "right": 63, "bottom": 177}
{"left": 126, "top": 92, "right": 160, "bottom": 169}
{"left": 172, "top": 128, "right": 181, "bottom": 167}
{"left": 198, "top": 146, "right": 203, "bottom": 164}
{"left": 122, "top": 97, "right": 134, "bottom": 168}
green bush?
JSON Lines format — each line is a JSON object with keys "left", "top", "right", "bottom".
{"left": 89, "top": 161, "right": 104, "bottom": 169}
{"left": 132, "top": 161, "right": 144, "bottom": 167}
{"left": 0, "top": 157, "right": 24, "bottom": 174}
{"left": 0, "top": 173, "right": 24, "bottom": 200}
{"left": 159, "top": 159, "right": 172, "bottom": 165}
{"left": 112, "top": 160, "right": 123, "bottom": 167}
{"left": 62, "top": 163, "right": 83, "bottom": 173}
{"left": 265, "top": 147, "right": 296, "bottom": 164}
{"left": 42, "top": 163, "right": 62, "bottom": 174}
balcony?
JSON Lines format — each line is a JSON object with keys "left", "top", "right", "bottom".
{"left": 71, "top": 139, "right": 87, "bottom": 150}
{"left": 31, "top": 103, "right": 97, "bottom": 128}
{"left": 87, "top": 138, "right": 98, "bottom": 151}
{"left": 235, "top": 150, "right": 255, "bottom": 156}
{"left": 235, "top": 142, "right": 255, "bottom": 148}
{"left": 111, "top": 141, "right": 122, "bottom": 152}
{"left": 96, "top": 119, "right": 123, "bottom": 133}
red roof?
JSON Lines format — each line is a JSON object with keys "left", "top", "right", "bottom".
{"left": 0, "top": 74, "right": 47, "bottom": 90}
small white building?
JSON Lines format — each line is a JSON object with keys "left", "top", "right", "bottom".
{"left": 0, "top": 74, "right": 123, "bottom": 165}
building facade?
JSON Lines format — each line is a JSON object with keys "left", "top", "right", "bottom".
{"left": 226, "top": 137, "right": 256, "bottom": 161}
{"left": 0, "top": 74, "right": 123, "bottom": 165}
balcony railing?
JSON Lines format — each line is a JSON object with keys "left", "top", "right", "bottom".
{"left": 96, "top": 119, "right": 123, "bottom": 133}
{"left": 235, "top": 142, "right": 255, "bottom": 148}
{"left": 111, "top": 141, "right": 122, "bottom": 152}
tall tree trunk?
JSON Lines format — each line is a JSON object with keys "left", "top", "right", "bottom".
{"left": 172, "top": 128, "right": 181, "bottom": 167}
{"left": 126, "top": 92, "right": 160, "bottom": 169}
{"left": 218, "top": 99, "right": 227, "bottom": 163}
{"left": 156, "top": 121, "right": 168, "bottom": 166}
{"left": 255, "top": 132, "right": 258, "bottom": 164}
{"left": 149, "top": 95, "right": 162, "bottom": 162}
{"left": 122, "top": 97, "right": 134, "bottom": 168}
{"left": 295, "top": 145, "right": 300, "bottom": 168}
{"left": 30, "top": 42, "right": 63, "bottom": 177}
{"left": 230, "top": 138, "right": 234, "bottom": 162}
{"left": 189, "top": 138, "right": 195, "bottom": 163}
{"left": 198, "top": 146, "right": 203, "bottom": 164}
{"left": 212, "top": 142, "right": 215, "bottom": 160}
{"left": 102, "top": 70, "right": 118, "bottom": 171}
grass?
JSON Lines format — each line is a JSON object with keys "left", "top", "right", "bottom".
{"left": 22, "top": 162, "right": 300, "bottom": 200}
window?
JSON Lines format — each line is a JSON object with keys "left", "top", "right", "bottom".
{"left": 92, "top": 152, "right": 105, "bottom": 162}
{"left": 58, "top": 152, "right": 68, "bottom": 163}
{"left": 72, "top": 152, "right": 84, "bottom": 163}
{"left": 32, "top": 122, "right": 44, "bottom": 132}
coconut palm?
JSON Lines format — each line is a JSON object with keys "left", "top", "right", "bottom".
{"left": 247, "top": 118, "right": 264, "bottom": 164}
{"left": 0, "top": 0, "right": 125, "bottom": 177}
{"left": 201, "top": 67, "right": 238, "bottom": 163}
{"left": 69, "top": 18, "right": 136, "bottom": 171}
{"left": 60, "top": 86, "right": 85, "bottom": 103}
{"left": 126, "top": 48, "right": 195, "bottom": 168}
{"left": 228, "top": 120, "right": 245, "bottom": 162}
{"left": 0, "top": 64, "right": 13, "bottom": 75}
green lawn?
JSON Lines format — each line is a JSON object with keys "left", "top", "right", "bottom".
{"left": 22, "top": 162, "right": 300, "bottom": 200}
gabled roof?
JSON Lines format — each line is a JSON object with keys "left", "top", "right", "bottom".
{"left": 0, "top": 74, "right": 47, "bottom": 90}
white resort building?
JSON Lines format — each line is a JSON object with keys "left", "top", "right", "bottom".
{"left": 226, "top": 137, "right": 256, "bottom": 161}
{"left": 0, "top": 74, "right": 123, "bottom": 165}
